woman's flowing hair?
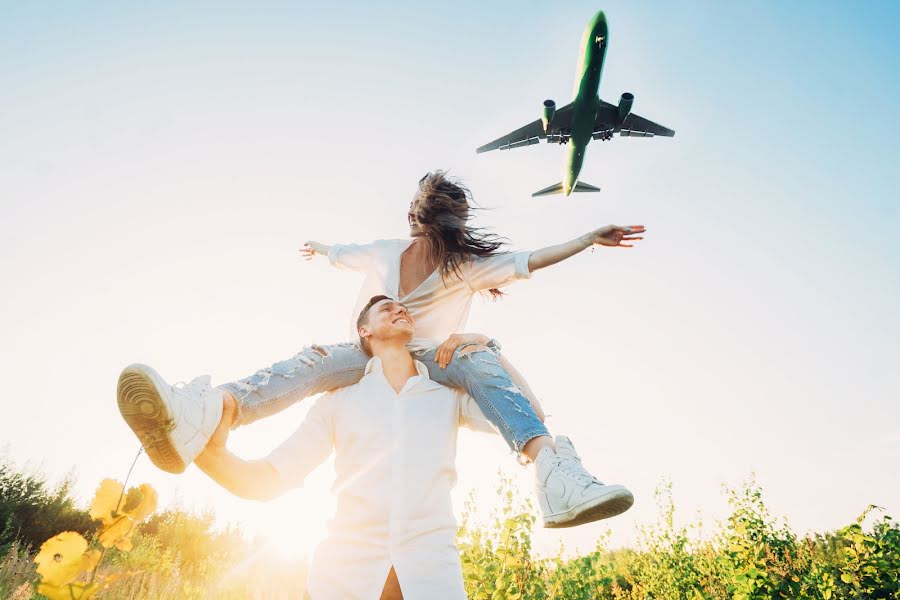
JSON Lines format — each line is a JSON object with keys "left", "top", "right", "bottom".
{"left": 414, "top": 171, "right": 508, "bottom": 299}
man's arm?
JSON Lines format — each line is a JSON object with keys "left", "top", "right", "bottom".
{"left": 195, "top": 447, "right": 283, "bottom": 501}
{"left": 527, "top": 225, "right": 646, "bottom": 272}
{"left": 194, "top": 404, "right": 283, "bottom": 500}
{"left": 195, "top": 395, "right": 334, "bottom": 501}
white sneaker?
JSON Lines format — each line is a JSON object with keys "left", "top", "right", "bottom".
{"left": 117, "top": 363, "right": 224, "bottom": 474}
{"left": 534, "top": 436, "right": 634, "bottom": 528}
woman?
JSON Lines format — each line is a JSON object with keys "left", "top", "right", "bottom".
{"left": 118, "top": 171, "right": 644, "bottom": 527}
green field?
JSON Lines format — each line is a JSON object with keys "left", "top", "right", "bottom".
{"left": 2, "top": 460, "right": 897, "bottom": 599}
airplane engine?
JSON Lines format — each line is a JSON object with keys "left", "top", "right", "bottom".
{"left": 541, "top": 99, "right": 556, "bottom": 132}
{"left": 617, "top": 93, "right": 634, "bottom": 121}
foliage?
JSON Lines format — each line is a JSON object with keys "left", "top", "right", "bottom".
{"left": 0, "top": 541, "right": 34, "bottom": 600}
{"left": 458, "top": 475, "right": 899, "bottom": 600}
{"left": 0, "top": 458, "right": 97, "bottom": 556}
{"left": 2, "top": 458, "right": 898, "bottom": 599}
{"left": 31, "top": 472, "right": 158, "bottom": 599}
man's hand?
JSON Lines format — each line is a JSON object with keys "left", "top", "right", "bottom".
{"left": 206, "top": 408, "right": 232, "bottom": 451}
{"left": 590, "top": 225, "right": 646, "bottom": 248}
{"left": 194, "top": 397, "right": 282, "bottom": 501}
{"left": 299, "top": 241, "right": 330, "bottom": 261}
{"left": 435, "top": 333, "right": 491, "bottom": 369}
{"left": 199, "top": 396, "right": 235, "bottom": 459}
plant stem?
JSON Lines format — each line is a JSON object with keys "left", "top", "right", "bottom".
{"left": 88, "top": 446, "right": 144, "bottom": 586}
{"left": 114, "top": 447, "right": 145, "bottom": 514}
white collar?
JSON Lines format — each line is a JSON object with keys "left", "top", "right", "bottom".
{"left": 364, "top": 356, "right": 430, "bottom": 379}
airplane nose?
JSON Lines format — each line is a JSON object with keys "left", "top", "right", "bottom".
{"left": 592, "top": 11, "right": 608, "bottom": 36}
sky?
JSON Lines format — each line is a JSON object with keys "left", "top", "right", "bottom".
{"left": 1, "top": 0, "right": 899, "bottom": 559}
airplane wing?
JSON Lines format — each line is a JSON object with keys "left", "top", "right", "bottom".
{"left": 476, "top": 103, "right": 575, "bottom": 153}
{"left": 595, "top": 100, "right": 675, "bottom": 138}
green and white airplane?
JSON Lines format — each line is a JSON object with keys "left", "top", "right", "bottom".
{"left": 476, "top": 10, "right": 674, "bottom": 197}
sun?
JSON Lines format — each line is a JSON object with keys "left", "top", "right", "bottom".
{"left": 254, "top": 468, "right": 335, "bottom": 560}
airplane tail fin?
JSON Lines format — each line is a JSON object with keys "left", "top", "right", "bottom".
{"left": 531, "top": 181, "right": 602, "bottom": 197}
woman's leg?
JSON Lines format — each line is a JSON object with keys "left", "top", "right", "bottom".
{"left": 415, "top": 341, "right": 634, "bottom": 528}
{"left": 119, "top": 342, "right": 370, "bottom": 474}
{"left": 413, "top": 342, "right": 551, "bottom": 458}
{"left": 220, "top": 342, "right": 370, "bottom": 427}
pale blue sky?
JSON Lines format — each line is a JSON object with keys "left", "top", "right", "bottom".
{"left": 1, "top": 1, "right": 898, "bottom": 556}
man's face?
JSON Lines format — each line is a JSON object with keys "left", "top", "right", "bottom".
{"left": 360, "top": 299, "right": 415, "bottom": 346}
{"left": 408, "top": 191, "right": 424, "bottom": 237}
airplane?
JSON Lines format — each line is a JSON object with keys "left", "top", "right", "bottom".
{"left": 476, "top": 11, "right": 674, "bottom": 197}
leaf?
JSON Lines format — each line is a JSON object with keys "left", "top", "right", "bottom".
{"left": 126, "top": 484, "right": 158, "bottom": 521}
{"left": 840, "top": 573, "right": 854, "bottom": 584}
{"left": 121, "top": 487, "right": 144, "bottom": 514}
{"left": 98, "top": 516, "right": 135, "bottom": 550}
{"left": 80, "top": 550, "right": 101, "bottom": 575}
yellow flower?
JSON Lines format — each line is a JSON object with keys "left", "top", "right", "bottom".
{"left": 121, "top": 483, "right": 158, "bottom": 521}
{"left": 97, "top": 516, "right": 135, "bottom": 551}
{"left": 89, "top": 479, "right": 157, "bottom": 527}
{"left": 88, "top": 479, "right": 124, "bottom": 526}
{"left": 37, "top": 581, "right": 99, "bottom": 600}
{"left": 34, "top": 532, "right": 90, "bottom": 587}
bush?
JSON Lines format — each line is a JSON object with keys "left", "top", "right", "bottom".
{"left": 2, "top": 457, "right": 898, "bottom": 599}
{"left": 0, "top": 458, "right": 97, "bottom": 556}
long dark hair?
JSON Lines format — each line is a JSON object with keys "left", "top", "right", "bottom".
{"left": 414, "top": 171, "right": 508, "bottom": 299}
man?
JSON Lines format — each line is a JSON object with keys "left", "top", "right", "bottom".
{"left": 195, "top": 296, "right": 631, "bottom": 599}
{"left": 118, "top": 171, "right": 640, "bottom": 528}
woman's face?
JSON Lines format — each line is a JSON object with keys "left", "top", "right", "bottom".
{"left": 408, "top": 192, "right": 425, "bottom": 237}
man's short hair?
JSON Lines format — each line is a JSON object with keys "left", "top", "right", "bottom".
{"left": 356, "top": 295, "right": 393, "bottom": 356}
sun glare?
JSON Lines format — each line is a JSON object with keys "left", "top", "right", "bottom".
{"left": 255, "top": 470, "right": 335, "bottom": 560}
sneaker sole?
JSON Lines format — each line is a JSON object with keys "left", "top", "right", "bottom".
{"left": 543, "top": 485, "right": 634, "bottom": 529}
{"left": 117, "top": 364, "right": 187, "bottom": 474}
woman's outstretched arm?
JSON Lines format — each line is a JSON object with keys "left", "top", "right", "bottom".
{"left": 300, "top": 241, "right": 332, "bottom": 260}
{"left": 527, "top": 225, "right": 646, "bottom": 272}
{"left": 301, "top": 240, "right": 379, "bottom": 272}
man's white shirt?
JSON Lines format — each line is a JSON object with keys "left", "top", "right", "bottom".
{"left": 266, "top": 357, "right": 496, "bottom": 600}
{"left": 327, "top": 239, "right": 533, "bottom": 347}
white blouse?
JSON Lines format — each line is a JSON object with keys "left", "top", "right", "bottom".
{"left": 266, "top": 358, "right": 496, "bottom": 600}
{"left": 327, "top": 239, "right": 533, "bottom": 346}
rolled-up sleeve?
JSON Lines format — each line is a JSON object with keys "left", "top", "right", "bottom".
{"left": 265, "top": 395, "right": 335, "bottom": 490}
{"left": 457, "top": 390, "right": 498, "bottom": 435}
{"left": 327, "top": 242, "right": 377, "bottom": 272}
{"left": 464, "top": 251, "right": 533, "bottom": 292}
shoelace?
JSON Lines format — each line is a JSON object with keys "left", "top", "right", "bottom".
{"left": 556, "top": 457, "right": 595, "bottom": 485}
{"left": 554, "top": 456, "right": 604, "bottom": 487}
{"left": 171, "top": 376, "right": 211, "bottom": 397}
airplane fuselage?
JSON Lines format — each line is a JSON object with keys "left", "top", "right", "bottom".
{"left": 563, "top": 11, "right": 608, "bottom": 195}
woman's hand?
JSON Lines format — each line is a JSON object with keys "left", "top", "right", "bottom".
{"left": 435, "top": 333, "right": 491, "bottom": 369}
{"left": 299, "top": 241, "right": 331, "bottom": 261}
{"left": 590, "top": 225, "right": 646, "bottom": 248}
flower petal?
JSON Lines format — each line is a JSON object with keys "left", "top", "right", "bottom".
{"left": 89, "top": 479, "right": 124, "bottom": 526}
{"left": 34, "top": 532, "right": 89, "bottom": 587}
{"left": 128, "top": 484, "right": 158, "bottom": 521}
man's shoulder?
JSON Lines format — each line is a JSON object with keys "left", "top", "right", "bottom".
{"left": 320, "top": 380, "right": 367, "bottom": 402}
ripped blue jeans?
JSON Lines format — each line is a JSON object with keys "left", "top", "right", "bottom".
{"left": 219, "top": 341, "right": 549, "bottom": 454}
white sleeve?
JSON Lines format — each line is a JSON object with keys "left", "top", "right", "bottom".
{"left": 463, "top": 251, "right": 533, "bottom": 292}
{"left": 457, "top": 390, "right": 498, "bottom": 435}
{"left": 327, "top": 242, "right": 378, "bottom": 272}
{"left": 264, "top": 395, "right": 334, "bottom": 489}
